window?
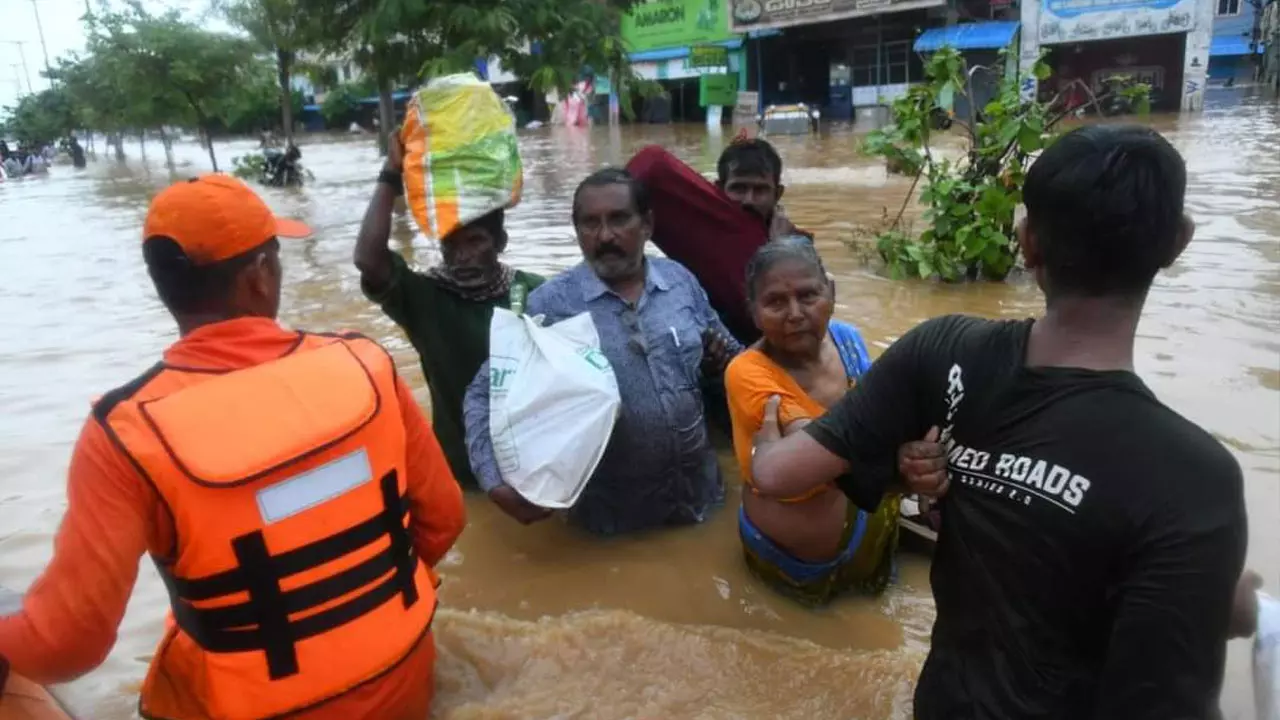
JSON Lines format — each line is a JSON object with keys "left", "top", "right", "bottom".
{"left": 1217, "top": 0, "right": 1240, "bottom": 16}
{"left": 851, "top": 45, "right": 880, "bottom": 87}
{"left": 849, "top": 41, "right": 912, "bottom": 87}
{"left": 884, "top": 41, "right": 910, "bottom": 84}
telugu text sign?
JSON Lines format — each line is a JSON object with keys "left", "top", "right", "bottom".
{"left": 1037, "top": 0, "right": 1197, "bottom": 44}
{"left": 729, "top": 0, "right": 946, "bottom": 32}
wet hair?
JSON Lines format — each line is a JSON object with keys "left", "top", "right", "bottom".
{"left": 717, "top": 139, "right": 782, "bottom": 186}
{"left": 745, "top": 235, "right": 827, "bottom": 304}
{"left": 1023, "top": 124, "right": 1187, "bottom": 299}
{"left": 143, "top": 237, "right": 278, "bottom": 314}
{"left": 572, "top": 167, "right": 650, "bottom": 222}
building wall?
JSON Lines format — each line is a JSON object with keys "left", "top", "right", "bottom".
{"left": 1213, "top": 0, "right": 1258, "bottom": 40}
{"left": 1208, "top": 0, "right": 1259, "bottom": 83}
{"left": 1020, "top": 0, "right": 1216, "bottom": 110}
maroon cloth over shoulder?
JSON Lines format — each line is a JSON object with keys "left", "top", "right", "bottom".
{"left": 1, "top": 653, "right": 9, "bottom": 694}
{"left": 626, "top": 145, "right": 769, "bottom": 345}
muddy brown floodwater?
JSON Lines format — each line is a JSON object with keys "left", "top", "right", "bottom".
{"left": 1, "top": 94, "right": 1277, "bottom": 719}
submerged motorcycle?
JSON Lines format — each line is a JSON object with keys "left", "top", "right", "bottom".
{"left": 233, "top": 143, "right": 309, "bottom": 187}
{"left": 261, "top": 144, "right": 305, "bottom": 187}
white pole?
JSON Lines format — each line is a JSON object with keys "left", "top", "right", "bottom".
{"left": 2, "top": 41, "right": 34, "bottom": 94}
{"left": 30, "top": 0, "right": 52, "bottom": 80}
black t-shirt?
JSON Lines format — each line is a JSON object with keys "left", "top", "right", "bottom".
{"left": 807, "top": 315, "right": 1247, "bottom": 720}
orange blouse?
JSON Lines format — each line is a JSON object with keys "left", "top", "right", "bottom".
{"left": 725, "top": 348, "right": 841, "bottom": 503}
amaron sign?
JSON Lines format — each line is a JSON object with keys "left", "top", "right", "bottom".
{"left": 622, "top": 0, "right": 739, "bottom": 53}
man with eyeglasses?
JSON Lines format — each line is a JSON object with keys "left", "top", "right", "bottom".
{"left": 463, "top": 168, "right": 742, "bottom": 534}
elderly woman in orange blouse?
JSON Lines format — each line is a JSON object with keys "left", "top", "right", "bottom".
{"left": 725, "top": 238, "right": 916, "bottom": 605}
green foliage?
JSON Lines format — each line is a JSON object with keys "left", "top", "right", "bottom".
{"left": 861, "top": 131, "right": 922, "bottom": 176}
{"left": 864, "top": 48, "right": 1059, "bottom": 282}
{"left": 319, "top": 82, "right": 365, "bottom": 126}
{"left": 63, "top": 3, "right": 265, "bottom": 169}
{"left": 219, "top": 63, "right": 306, "bottom": 135}
{"left": 220, "top": 0, "right": 327, "bottom": 141}
{"left": 1, "top": 88, "right": 79, "bottom": 148}
{"left": 1102, "top": 74, "right": 1153, "bottom": 116}
{"left": 297, "top": 0, "right": 645, "bottom": 116}
{"left": 232, "top": 152, "right": 268, "bottom": 179}
{"left": 50, "top": 50, "right": 145, "bottom": 139}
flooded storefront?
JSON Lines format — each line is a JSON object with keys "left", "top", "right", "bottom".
{"left": 621, "top": 0, "right": 747, "bottom": 123}
{"left": 730, "top": 1, "right": 1026, "bottom": 123}
{"left": 0, "top": 105, "right": 1277, "bottom": 717}
{"left": 1021, "top": 0, "right": 1216, "bottom": 110}
{"left": 731, "top": 0, "right": 949, "bottom": 119}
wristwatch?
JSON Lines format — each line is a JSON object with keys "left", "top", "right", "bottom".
{"left": 377, "top": 169, "right": 404, "bottom": 196}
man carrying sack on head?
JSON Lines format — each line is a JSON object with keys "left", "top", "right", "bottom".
{"left": 354, "top": 73, "right": 551, "bottom": 525}
{"left": 0, "top": 175, "right": 465, "bottom": 720}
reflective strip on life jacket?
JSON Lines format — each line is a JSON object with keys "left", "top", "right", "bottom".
{"left": 160, "top": 470, "right": 419, "bottom": 681}
{"left": 97, "top": 333, "right": 436, "bottom": 720}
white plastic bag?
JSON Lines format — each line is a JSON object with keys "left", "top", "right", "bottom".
{"left": 488, "top": 308, "right": 621, "bottom": 508}
{"left": 1256, "top": 592, "right": 1280, "bottom": 720}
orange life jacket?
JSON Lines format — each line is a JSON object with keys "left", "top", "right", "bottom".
{"left": 94, "top": 332, "right": 436, "bottom": 720}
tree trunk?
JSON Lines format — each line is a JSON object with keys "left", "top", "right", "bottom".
{"left": 278, "top": 49, "right": 294, "bottom": 145}
{"left": 201, "top": 126, "right": 219, "bottom": 172}
{"left": 377, "top": 76, "right": 394, "bottom": 157}
{"left": 157, "top": 127, "right": 175, "bottom": 170}
{"left": 110, "top": 133, "right": 125, "bottom": 161}
{"left": 138, "top": 131, "right": 147, "bottom": 162}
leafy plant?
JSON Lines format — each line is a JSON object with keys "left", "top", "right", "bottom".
{"left": 863, "top": 47, "right": 1151, "bottom": 282}
{"left": 231, "top": 152, "right": 268, "bottom": 179}
{"left": 1101, "top": 74, "right": 1153, "bottom": 116}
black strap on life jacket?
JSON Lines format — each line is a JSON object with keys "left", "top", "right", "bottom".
{"left": 157, "top": 470, "right": 421, "bottom": 680}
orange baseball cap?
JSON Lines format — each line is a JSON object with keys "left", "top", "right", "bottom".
{"left": 142, "top": 174, "right": 313, "bottom": 265}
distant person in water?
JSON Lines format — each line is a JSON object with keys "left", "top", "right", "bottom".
{"left": 2, "top": 152, "right": 22, "bottom": 178}
{"left": 68, "top": 137, "right": 86, "bottom": 169}
{"left": 726, "top": 237, "right": 945, "bottom": 604}
{"left": 24, "top": 149, "right": 46, "bottom": 175}
{"left": 354, "top": 131, "right": 546, "bottom": 497}
{"left": 716, "top": 137, "right": 811, "bottom": 241}
{"left": 750, "top": 125, "right": 1247, "bottom": 718}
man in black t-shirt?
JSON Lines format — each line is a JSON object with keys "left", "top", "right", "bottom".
{"left": 751, "top": 125, "right": 1248, "bottom": 719}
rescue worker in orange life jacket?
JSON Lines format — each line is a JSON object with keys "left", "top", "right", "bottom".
{"left": 0, "top": 174, "right": 467, "bottom": 720}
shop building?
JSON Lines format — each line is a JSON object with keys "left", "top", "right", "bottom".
{"left": 729, "top": 0, "right": 952, "bottom": 120}
{"left": 1020, "top": 0, "right": 1216, "bottom": 111}
{"left": 1207, "top": 0, "right": 1264, "bottom": 85}
{"left": 621, "top": 0, "right": 747, "bottom": 122}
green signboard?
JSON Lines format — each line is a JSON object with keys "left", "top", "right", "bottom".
{"left": 699, "top": 73, "right": 738, "bottom": 106}
{"left": 622, "top": 0, "right": 738, "bottom": 53}
{"left": 689, "top": 44, "right": 730, "bottom": 68}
